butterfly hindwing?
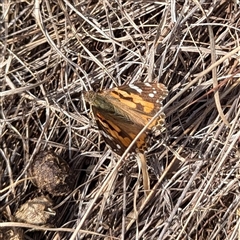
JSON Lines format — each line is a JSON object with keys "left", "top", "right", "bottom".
{"left": 92, "top": 106, "right": 148, "bottom": 155}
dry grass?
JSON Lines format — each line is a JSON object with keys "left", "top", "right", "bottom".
{"left": 1, "top": 0, "right": 240, "bottom": 239}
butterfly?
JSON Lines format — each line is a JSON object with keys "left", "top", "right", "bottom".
{"left": 84, "top": 82, "right": 168, "bottom": 155}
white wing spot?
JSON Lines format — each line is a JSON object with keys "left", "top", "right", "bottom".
{"left": 153, "top": 90, "right": 157, "bottom": 94}
{"left": 101, "top": 131, "right": 113, "bottom": 140}
{"left": 149, "top": 93, "right": 155, "bottom": 98}
{"left": 144, "top": 82, "right": 151, "bottom": 87}
{"left": 129, "top": 85, "right": 142, "bottom": 93}
{"left": 144, "top": 83, "right": 152, "bottom": 87}
{"left": 116, "top": 144, "right": 122, "bottom": 149}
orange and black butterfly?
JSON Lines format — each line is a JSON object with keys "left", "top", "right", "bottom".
{"left": 84, "top": 82, "right": 168, "bottom": 155}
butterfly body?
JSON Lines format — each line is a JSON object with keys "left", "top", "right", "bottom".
{"left": 84, "top": 82, "right": 168, "bottom": 155}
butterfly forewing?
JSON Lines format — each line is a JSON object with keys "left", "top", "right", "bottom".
{"left": 84, "top": 82, "right": 168, "bottom": 155}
